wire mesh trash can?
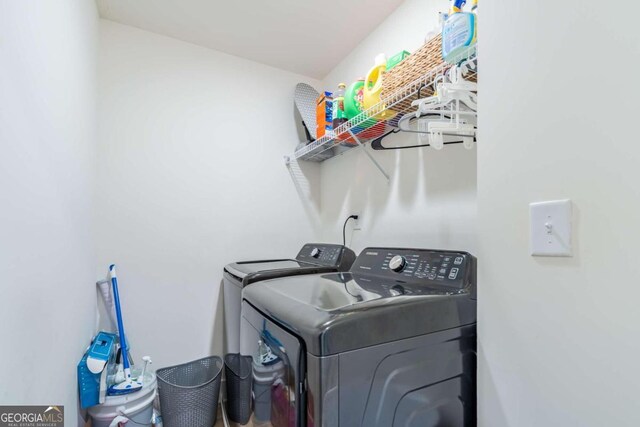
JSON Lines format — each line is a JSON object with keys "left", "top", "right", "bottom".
{"left": 224, "top": 353, "right": 253, "bottom": 424}
{"left": 156, "top": 356, "right": 222, "bottom": 427}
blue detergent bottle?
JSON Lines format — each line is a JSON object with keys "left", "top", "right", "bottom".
{"left": 442, "top": 0, "right": 477, "bottom": 63}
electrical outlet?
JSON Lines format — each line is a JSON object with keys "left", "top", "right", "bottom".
{"left": 353, "top": 214, "right": 362, "bottom": 230}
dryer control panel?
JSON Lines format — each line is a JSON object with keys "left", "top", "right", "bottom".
{"left": 296, "top": 243, "right": 356, "bottom": 269}
{"left": 351, "top": 247, "right": 474, "bottom": 288}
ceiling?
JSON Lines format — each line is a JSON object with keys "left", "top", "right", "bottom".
{"left": 96, "top": 0, "right": 405, "bottom": 79}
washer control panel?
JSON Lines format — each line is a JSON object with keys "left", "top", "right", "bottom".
{"left": 296, "top": 243, "right": 350, "bottom": 267}
{"left": 352, "top": 247, "right": 472, "bottom": 287}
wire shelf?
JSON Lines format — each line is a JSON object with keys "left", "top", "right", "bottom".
{"left": 289, "top": 45, "right": 477, "bottom": 163}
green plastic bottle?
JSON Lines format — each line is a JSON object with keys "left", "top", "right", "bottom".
{"left": 344, "top": 78, "right": 377, "bottom": 129}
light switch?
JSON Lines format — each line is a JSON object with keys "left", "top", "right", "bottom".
{"left": 530, "top": 199, "right": 572, "bottom": 257}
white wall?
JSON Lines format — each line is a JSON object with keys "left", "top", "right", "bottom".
{"left": 479, "top": 1, "right": 640, "bottom": 426}
{"left": 317, "top": 0, "right": 477, "bottom": 254}
{"left": 0, "top": 0, "right": 98, "bottom": 418}
{"left": 97, "top": 20, "right": 322, "bottom": 369}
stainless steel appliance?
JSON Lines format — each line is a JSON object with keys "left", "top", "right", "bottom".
{"left": 241, "top": 247, "right": 477, "bottom": 427}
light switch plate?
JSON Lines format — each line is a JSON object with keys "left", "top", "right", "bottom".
{"left": 530, "top": 199, "right": 572, "bottom": 257}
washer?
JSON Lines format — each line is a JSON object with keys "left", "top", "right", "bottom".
{"left": 241, "top": 247, "right": 477, "bottom": 427}
{"left": 223, "top": 243, "right": 356, "bottom": 354}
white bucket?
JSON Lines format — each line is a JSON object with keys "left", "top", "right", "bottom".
{"left": 252, "top": 360, "right": 284, "bottom": 423}
{"left": 88, "top": 372, "right": 157, "bottom": 427}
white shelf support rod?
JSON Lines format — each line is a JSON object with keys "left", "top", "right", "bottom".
{"left": 347, "top": 129, "right": 390, "bottom": 182}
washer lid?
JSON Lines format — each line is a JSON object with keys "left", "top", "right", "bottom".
{"left": 243, "top": 271, "right": 476, "bottom": 356}
{"left": 226, "top": 259, "right": 312, "bottom": 278}
{"left": 224, "top": 259, "right": 333, "bottom": 286}
{"left": 224, "top": 243, "right": 356, "bottom": 286}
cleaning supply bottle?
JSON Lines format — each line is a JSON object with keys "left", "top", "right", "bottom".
{"left": 344, "top": 78, "right": 365, "bottom": 120}
{"left": 315, "top": 91, "right": 333, "bottom": 138}
{"left": 442, "top": 0, "right": 477, "bottom": 63}
{"left": 450, "top": 0, "right": 466, "bottom": 14}
{"left": 363, "top": 54, "right": 396, "bottom": 121}
{"left": 332, "top": 83, "right": 348, "bottom": 129}
{"left": 345, "top": 77, "right": 378, "bottom": 130}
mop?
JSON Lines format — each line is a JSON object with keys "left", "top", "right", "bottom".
{"left": 106, "top": 264, "right": 143, "bottom": 395}
{"left": 97, "top": 278, "right": 117, "bottom": 332}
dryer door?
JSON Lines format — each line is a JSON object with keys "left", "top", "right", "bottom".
{"left": 241, "top": 301, "right": 306, "bottom": 427}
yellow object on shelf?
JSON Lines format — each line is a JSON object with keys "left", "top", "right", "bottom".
{"left": 362, "top": 54, "right": 397, "bottom": 121}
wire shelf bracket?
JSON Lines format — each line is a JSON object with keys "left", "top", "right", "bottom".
{"left": 347, "top": 129, "right": 390, "bottom": 182}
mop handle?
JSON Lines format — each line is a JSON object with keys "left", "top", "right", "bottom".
{"left": 109, "top": 265, "right": 131, "bottom": 373}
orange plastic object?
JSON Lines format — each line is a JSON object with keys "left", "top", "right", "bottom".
{"left": 316, "top": 92, "right": 333, "bottom": 138}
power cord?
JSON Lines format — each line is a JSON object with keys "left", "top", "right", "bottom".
{"left": 342, "top": 215, "right": 359, "bottom": 246}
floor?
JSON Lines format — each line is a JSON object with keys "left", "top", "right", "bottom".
{"left": 215, "top": 417, "right": 273, "bottom": 427}
{"left": 215, "top": 420, "right": 271, "bottom": 427}
{"left": 85, "top": 404, "right": 271, "bottom": 426}
{"left": 87, "top": 415, "right": 261, "bottom": 427}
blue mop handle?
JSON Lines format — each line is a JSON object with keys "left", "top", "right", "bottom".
{"left": 109, "top": 264, "right": 131, "bottom": 373}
